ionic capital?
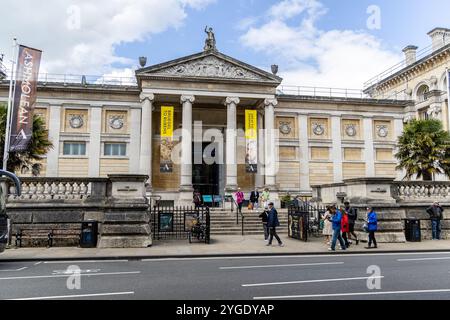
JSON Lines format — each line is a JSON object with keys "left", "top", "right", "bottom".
{"left": 264, "top": 98, "right": 278, "bottom": 108}
{"left": 225, "top": 97, "right": 240, "bottom": 106}
{"left": 140, "top": 93, "right": 155, "bottom": 103}
{"left": 181, "top": 95, "right": 195, "bottom": 104}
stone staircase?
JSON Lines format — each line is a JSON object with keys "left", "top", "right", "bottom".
{"left": 209, "top": 208, "right": 289, "bottom": 236}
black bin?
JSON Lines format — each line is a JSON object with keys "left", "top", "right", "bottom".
{"left": 405, "top": 219, "right": 421, "bottom": 242}
{"left": 80, "top": 220, "right": 98, "bottom": 248}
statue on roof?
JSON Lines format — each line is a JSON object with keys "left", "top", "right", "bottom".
{"left": 204, "top": 26, "right": 217, "bottom": 52}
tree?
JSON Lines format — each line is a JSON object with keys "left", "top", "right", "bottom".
{"left": 0, "top": 103, "right": 53, "bottom": 175}
{"left": 395, "top": 119, "right": 450, "bottom": 181}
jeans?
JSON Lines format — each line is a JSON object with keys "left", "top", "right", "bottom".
{"left": 431, "top": 219, "right": 441, "bottom": 240}
{"left": 331, "top": 228, "right": 346, "bottom": 250}
{"left": 342, "top": 232, "right": 350, "bottom": 247}
{"left": 263, "top": 223, "right": 269, "bottom": 240}
{"left": 368, "top": 231, "right": 377, "bottom": 247}
{"left": 268, "top": 227, "right": 282, "bottom": 245}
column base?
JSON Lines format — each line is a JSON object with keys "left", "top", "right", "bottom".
{"left": 178, "top": 187, "right": 194, "bottom": 207}
{"left": 225, "top": 185, "right": 238, "bottom": 193}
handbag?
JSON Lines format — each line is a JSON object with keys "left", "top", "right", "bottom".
{"left": 363, "top": 223, "right": 369, "bottom": 232}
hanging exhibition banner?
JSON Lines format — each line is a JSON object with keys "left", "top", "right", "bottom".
{"left": 10, "top": 45, "right": 42, "bottom": 152}
{"left": 160, "top": 106, "right": 174, "bottom": 173}
{"left": 245, "top": 109, "right": 258, "bottom": 173}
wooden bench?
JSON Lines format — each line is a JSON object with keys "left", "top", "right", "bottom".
{"left": 15, "top": 225, "right": 82, "bottom": 248}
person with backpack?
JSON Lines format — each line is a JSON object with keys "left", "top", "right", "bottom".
{"left": 344, "top": 201, "right": 359, "bottom": 245}
{"left": 365, "top": 206, "right": 378, "bottom": 249}
{"left": 266, "top": 202, "right": 284, "bottom": 247}
{"left": 329, "top": 205, "right": 346, "bottom": 251}
{"left": 426, "top": 202, "right": 444, "bottom": 240}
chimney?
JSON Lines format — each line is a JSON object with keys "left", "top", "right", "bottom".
{"left": 403, "top": 45, "right": 418, "bottom": 66}
{"left": 427, "top": 27, "right": 450, "bottom": 52}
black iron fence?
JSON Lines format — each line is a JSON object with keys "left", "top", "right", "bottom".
{"left": 288, "top": 204, "right": 327, "bottom": 242}
{"left": 150, "top": 205, "right": 210, "bottom": 243}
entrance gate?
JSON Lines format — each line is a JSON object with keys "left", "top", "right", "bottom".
{"left": 288, "top": 204, "right": 326, "bottom": 242}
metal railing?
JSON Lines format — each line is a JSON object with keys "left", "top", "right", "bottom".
{"left": 364, "top": 41, "right": 450, "bottom": 90}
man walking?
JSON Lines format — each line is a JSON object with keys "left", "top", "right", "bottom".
{"left": 266, "top": 202, "right": 284, "bottom": 247}
{"left": 365, "top": 206, "right": 378, "bottom": 249}
{"left": 250, "top": 189, "right": 259, "bottom": 210}
{"left": 329, "top": 205, "right": 346, "bottom": 251}
{"left": 427, "top": 202, "right": 444, "bottom": 240}
{"left": 259, "top": 209, "right": 269, "bottom": 241}
{"left": 344, "top": 201, "right": 359, "bottom": 245}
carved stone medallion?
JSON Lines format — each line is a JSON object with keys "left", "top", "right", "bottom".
{"left": 109, "top": 116, "right": 124, "bottom": 130}
{"left": 313, "top": 123, "right": 325, "bottom": 136}
{"left": 345, "top": 124, "right": 357, "bottom": 137}
{"left": 69, "top": 115, "right": 84, "bottom": 129}
{"left": 279, "top": 122, "right": 292, "bottom": 135}
{"left": 377, "top": 125, "right": 389, "bottom": 138}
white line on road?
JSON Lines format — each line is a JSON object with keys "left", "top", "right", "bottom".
{"left": 9, "top": 291, "right": 135, "bottom": 300}
{"left": 220, "top": 262, "right": 344, "bottom": 270}
{"left": 254, "top": 289, "right": 450, "bottom": 300}
{"left": 43, "top": 260, "right": 129, "bottom": 264}
{"left": 397, "top": 257, "right": 450, "bottom": 262}
{"left": 243, "top": 276, "right": 384, "bottom": 287}
{"left": 0, "top": 267, "right": 28, "bottom": 272}
{"left": 0, "top": 271, "right": 140, "bottom": 281}
{"left": 34, "top": 262, "right": 42, "bottom": 266}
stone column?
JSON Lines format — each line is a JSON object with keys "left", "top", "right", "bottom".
{"left": 331, "top": 116, "right": 343, "bottom": 183}
{"left": 363, "top": 117, "right": 375, "bottom": 177}
{"left": 139, "top": 93, "right": 154, "bottom": 188}
{"left": 129, "top": 108, "right": 142, "bottom": 174}
{"left": 394, "top": 118, "right": 405, "bottom": 181}
{"left": 255, "top": 111, "right": 265, "bottom": 189}
{"left": 225, "top": 97, "right": 240, "bottom": 192}
{"left": 88, "top": 105, "right": 103, "bottom": 177}
{"left": 46, "top": 105, "right": 61, "bottom": 177}
{"left": 298, "top": 114, "right": 311, "bottom": 193}
{"left": 179, "top": 95, "right": 195, "bottom": 203}
{"left": 264, "top": 98, "right": 278, "bottom": 189}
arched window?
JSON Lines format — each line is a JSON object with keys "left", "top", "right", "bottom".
{"left": 416, "top": 84, "right": 430, "bottom": 102}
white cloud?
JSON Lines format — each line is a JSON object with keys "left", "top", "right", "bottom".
{"left": 240, "top": 0, "right": 402, "bottom": 88}
{"left": 0, "top": 0, "right": 215, "bottom": 76}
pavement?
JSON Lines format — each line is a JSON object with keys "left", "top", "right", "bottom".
{"left": 1, "top": 234, "right": 449, "bottom": 262}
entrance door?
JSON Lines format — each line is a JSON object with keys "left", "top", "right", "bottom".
{"left": 192, "top": 142, "right": 220, "bottom": 197}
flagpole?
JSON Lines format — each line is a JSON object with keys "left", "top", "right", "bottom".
{"left": 3, "top": 38, "right": 18, "bottom": 171}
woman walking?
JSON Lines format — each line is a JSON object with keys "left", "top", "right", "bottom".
{"left": 365, "top": 206, "right": 378, "bottom": 249}
{"left": 340, "top": 207, "right": 350, "bottom": 248}
{"left": 321, "top": 206, "right": 333, "bottom": 245}
{"left": 235, "top": 188, "right": 245, "bottom": 214}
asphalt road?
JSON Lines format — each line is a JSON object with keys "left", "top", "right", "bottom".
{"left": 1, "top": 252, "right": 450, "bottom": 300}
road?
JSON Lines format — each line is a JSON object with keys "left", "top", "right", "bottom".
{"left": 1, "top": 251, "right": 450, "bottom": 300}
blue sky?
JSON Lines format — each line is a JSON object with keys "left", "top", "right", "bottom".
{"left": 1, "top": 0, "right": 449, "bottom": 88}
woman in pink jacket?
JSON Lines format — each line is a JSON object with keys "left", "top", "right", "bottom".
{"left": 235, "top": 188, "right": 245, "bottom": 214}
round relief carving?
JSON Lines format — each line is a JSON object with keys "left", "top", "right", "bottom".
{"left": 69, "top": 115, "right": 84, "bottom": 129}
{"left": 109, "top": 116, "right": 124, "bottom": 130}
{"left": 279, "top": 122, "right": 292, "bottom": 135}
{"left": 313, "top": 123, "right": 325, "bottom": 136}
{"left": 345, "top": 124, "right": 357, "bottom": 137}
{"left": 377, "top": 125, "right": 389, "bottom": 138}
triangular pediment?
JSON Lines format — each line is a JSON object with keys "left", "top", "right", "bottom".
{"left": 136, "top": 51, "right": 282, "bottom": 84}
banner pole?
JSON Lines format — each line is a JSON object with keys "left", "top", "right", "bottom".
{"left": 3, "top": 38, "right": 18, "bottom": 171}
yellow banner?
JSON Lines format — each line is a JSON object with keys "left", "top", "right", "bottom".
{"left": 245, "top": 110, "right": 257, "bottom": 140}
{"left": 161, "top": 106, "right": 174, "bottom": 138}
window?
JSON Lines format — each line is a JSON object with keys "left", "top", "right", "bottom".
{"left": 104, "top": 143, "right": 127, "bottom": 156}
{"left": 416, "top": 84, "right": 429, "bottom": 102}
{"left": 63, "top": 142, "right": 86, "bottom": 156}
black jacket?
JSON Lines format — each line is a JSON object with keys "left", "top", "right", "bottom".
{"left": 259, "top": 211, "right": 268, "bottom": 223}
{"left": 426, "top": 206, "right": 444, "bottom": 220}
{"left": 250, "top": 191, "right": 259, "bottom": 203}
{"left": 346, "top": 206, "right": 358, "bottom": 223}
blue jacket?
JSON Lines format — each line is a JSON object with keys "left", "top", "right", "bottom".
{"left": 367, "top": 211, "right": 378, "bottom": 232}
{"left": 267, "top": 208, "right": 280, "bottom": 228}
{"left": 331, "top": 211, "right": 342, "bottom": 231}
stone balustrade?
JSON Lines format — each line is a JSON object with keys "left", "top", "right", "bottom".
{"left": 391, "top": 181, "right": 450, "bottom": 202}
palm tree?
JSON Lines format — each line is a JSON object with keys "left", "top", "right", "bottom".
{"left": 395, "top": 119, "right": 450, "bottom": 181}
{"left": 0, "top": 103, "right": 53, "bottom": 175}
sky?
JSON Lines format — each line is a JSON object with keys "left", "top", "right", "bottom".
{"left": 1, "top": 0, "right": 449, "bottom": 88}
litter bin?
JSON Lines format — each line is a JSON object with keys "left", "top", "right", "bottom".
{"left": 405, "top": 219, "right": 421, "bottom": 242}
{"left": 80, "top": 220, "right": 99, "bottom": 248}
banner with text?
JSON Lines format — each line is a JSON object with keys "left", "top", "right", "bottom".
{"left": 447, "top": 70, "right": 450, "bottom": 132}
{"left": 10, "top": 45, "right": 42, "bottom": 152}
{"left": 245, "top": 110, "right": 258, "bottom": 173}
{"left": 160, "top": 106, "right": 174, "bottom": 173}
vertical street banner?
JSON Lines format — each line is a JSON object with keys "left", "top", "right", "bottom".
{"left": 10, "top": 45, "right": 42, "bottom": 152}
{"left": 245, "top": 109, "right": 258, "bottom": 173}
{"left": 447, "top": 70, "right": 450, "bottom": 133}
{"left": 160, "top": 106, "right": 174, "bottom": 173}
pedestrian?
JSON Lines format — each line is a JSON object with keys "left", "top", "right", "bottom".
{"left": 261, "top": 188, "right": 270, "bottom": 209}
{"left": 266, "top": 202, "right": 284, "bottom": 247}
{"left": 321, "top": 206, "right": 333, "bottom": 245}
{"left": 426, "top": 202, "right": 444, "bottom": 240}
{"left": 340, "top": 206, "right": 350, "bottom": 248}
{"left": 235, "top": 188, "right": 245, "bottom": 214}
{"left": 193, "top": 190, "right": 202, "bottom": 210}
{"left": 328, "top": 205, "right": 346, "bottom": 251}
{"left": 259, "top": 209, "right": 269, "bottom": 241}
{"left": 344, "top": 201, "right": 359, "bottom": 245}
{"left": 250, "top": 189, "right": 260, "bottom": 210}
{"left": 365, "top": 206, "right": 378, "bottom": 249}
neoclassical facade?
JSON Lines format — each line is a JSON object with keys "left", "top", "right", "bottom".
{"left": 0, "top": 28, "right": 448, "bottom": 205}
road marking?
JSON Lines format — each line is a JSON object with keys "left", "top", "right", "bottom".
{"left": 398, "top": 257, "right": 450, "bottom": 262}
{"left": 243, "top": 276, "right": 384, "bottom": 287}
{"left": 141, "top": 251, "right": 450, "bottom": 262}
{"left": 0, "top": 267, "right": 28, "bottom": 272}
{"left": 9, "top": 291, "right": 135, "bottom": 300}
{"left": 220, "top": 262, "right": 344, "bottom": 270}
{"left": 34, "top": 262, "right": 42, "bottom": 266}
{"left": 43, "top": 260, "right": 129, "bottom": 264}
{"left": 254, "top": 289, "right": 450, "bottom": 300}
{"left": 0, "top": 271, "right": 140, "bottom": 281}
{"left": 52, "top": 269, "right": 101, "bottom": 275}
